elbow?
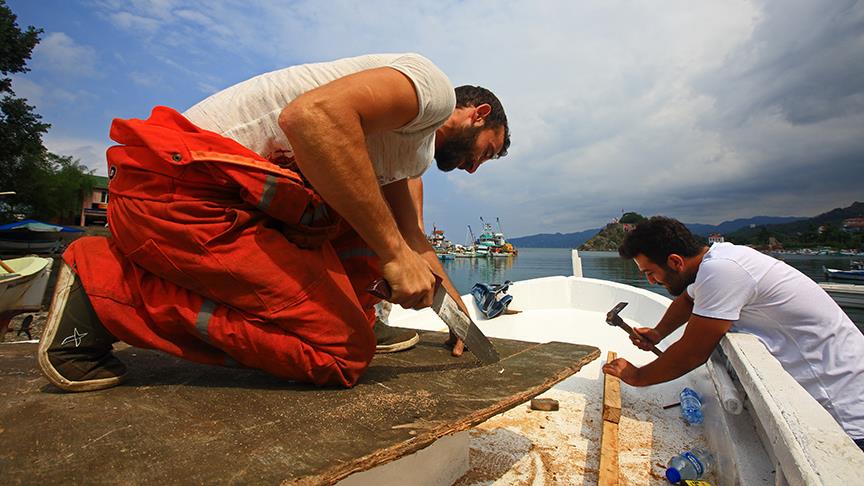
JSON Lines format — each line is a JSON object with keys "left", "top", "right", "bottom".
{"left": 278, "top": 99, "right": 309, "bottom": 141}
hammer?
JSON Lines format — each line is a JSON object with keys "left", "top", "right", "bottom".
{"left": 606, "top": 302, "right": 663, "bottom": 357}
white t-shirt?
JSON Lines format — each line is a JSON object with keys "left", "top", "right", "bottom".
{"left": 687, "top": 242, "right": 864, "bottom": 439}
{"left": 183, "top": 53, "right": 456, "bottom": 185}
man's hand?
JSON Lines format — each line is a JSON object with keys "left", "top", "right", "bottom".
{"left": 631, "top": 327, "right": 662, "bottom": 351}
{"left": 602, "top": 357, "right": 643, "bottom": 386}
{"left": 379, "top": 249, "right": 436, "bottom": 309}
{"left": 445, "top": 330, "right": 465, "bottom": 356}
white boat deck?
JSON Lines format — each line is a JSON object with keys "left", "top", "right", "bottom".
{"left": 349, "top": 252, "right": 864, "bottom": 486}
{"left": 388, "top": 280, "right": 729, "bottom": 485}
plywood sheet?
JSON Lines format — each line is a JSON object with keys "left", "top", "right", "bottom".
{"left": 0, "top": 331, "right": 598, "bottom": 485}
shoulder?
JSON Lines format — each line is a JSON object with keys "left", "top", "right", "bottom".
{"left": 387, "top": 54, "right": 456, "bottom": 107}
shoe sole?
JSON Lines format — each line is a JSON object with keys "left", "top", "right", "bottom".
{"left": 37, "top": 262, "right": 125, "bottom": 392}
{"left": 375, "top": 331, "right": 420, "bottom": 353}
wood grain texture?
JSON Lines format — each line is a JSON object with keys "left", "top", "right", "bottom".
{"left": 602, "top": 351, "right": 621, "bottom": 424}
{"left": 598, "top": 420, "right": 619, "bottom": 486}
{"left": 598, "top": 350, "right": 621, "bottom": 486}
{"left": 0, "top": 332, "right": 599, "bottom": 485}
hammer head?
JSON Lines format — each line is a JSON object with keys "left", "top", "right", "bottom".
{"left": 606, "top": 301, "right": 629, "bottom": 326}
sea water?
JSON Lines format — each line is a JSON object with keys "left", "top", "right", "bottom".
{"left": 440, "top": 248, "right": 864, "bottom": 333}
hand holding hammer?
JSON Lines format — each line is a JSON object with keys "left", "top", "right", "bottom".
{"left": 606, "top": 302, "right": 663, "bottom": 357}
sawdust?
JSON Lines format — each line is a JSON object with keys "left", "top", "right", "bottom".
{"left": 453, "top": 382, "right": 712, "bottom": 485}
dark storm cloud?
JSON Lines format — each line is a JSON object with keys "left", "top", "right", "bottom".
{"left": 699, "top": 0, "right": 864, "bottom": 127}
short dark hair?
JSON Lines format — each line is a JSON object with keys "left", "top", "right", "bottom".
{"left": 455, "top": 85, "right": 510, "bottom": 158}
{"left": 619, "top": 216, "right": 704, "bottom": 265}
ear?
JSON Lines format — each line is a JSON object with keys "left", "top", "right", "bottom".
{"left": 473, "top": 103, "right": 492, "bottom": 124}
{"left": 666, "top": 254, "right": 685, "bottom": 272}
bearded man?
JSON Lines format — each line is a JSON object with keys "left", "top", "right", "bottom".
{"left": 38, "top": 53, "right": 509, "bottom": 391}
{"left": 604, "top": 216, "right": 864, "bottom": 450}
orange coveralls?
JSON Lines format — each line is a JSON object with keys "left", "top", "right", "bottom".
{"left": 64, "top": 107, "right": 379, "bottom": 387}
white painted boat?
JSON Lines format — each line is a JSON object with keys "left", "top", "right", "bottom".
{"left": 339, "top": 250, "right": 864, "bottom": 486}
{"left": 819, "top": 282, "right": 864, "bottom": 309}
{"left": 0, "top": 256, "right": 54, "bottom": 326}
{"left": 824, "top": 266, "right": 864, "bottom": 283}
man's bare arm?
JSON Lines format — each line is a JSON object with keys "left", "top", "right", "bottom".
{"left": 654, "top": 292, "right": 695, "bottom": 339}
{"left": 382, "top": 178, "right": 467, "bottom": 356}
{"left": 279, "top": 68, "right": 435, "bottom": 309}
{"left": 604, "top": 314, "right": 731, "bottom": 386}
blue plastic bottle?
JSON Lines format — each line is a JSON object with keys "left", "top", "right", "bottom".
{"left": 666, "top": 446, "right": 714, "bottom": 484}
{"left": 680, "top": 388, "right": 704, "bottom": 425}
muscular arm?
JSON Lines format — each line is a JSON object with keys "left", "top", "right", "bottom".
{"left": 604, "top": 314, "right": 732, "bottom": 386}
{"left": 654, "top": 292, "right": 695, "bottom": 339}
{"left": 382, "top": 177, "right": 467, "bottom": 355}
{"left": 279, "top": 68, "right": 435, "bottom": 308}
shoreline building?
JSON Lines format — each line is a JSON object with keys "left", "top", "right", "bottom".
{"left": 79, "top": 175, "right": 108, "bottom": 227}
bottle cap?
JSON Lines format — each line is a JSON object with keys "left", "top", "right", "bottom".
{"left": 666, "top": 467, "right": 682, "bottom": 484}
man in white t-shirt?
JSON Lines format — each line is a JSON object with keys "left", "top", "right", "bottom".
{"left": 38, "top": 53, "right": 511, "bottom": 391}
{"left": 603, "top": 217, "right": 864, "bottom": 449}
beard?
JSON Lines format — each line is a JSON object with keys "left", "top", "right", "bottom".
{"left": 662, "top": 267, "right": 696, "bottom": 297}
{"left": 435, "top": 125, "right": 482, "bottom": 172}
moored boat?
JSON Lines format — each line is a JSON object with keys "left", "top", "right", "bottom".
{"left": 1, "top": 256, "right": 53, "bottom": 334}
{"left": 0, "top": 220, "right": 83, "bottom": 256}
{"left": 824, "top": 262, "right": 864, "bottom": 282}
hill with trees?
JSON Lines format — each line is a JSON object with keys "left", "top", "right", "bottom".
{"left": 727, "top": 202, "right": 863, "bottom": 250}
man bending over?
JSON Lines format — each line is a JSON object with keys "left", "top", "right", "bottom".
{"left": 603, "top": 216, "right": 864, "bottom": 450}
{"left": 38, "top": 53, "right": 510, "bottom": 391}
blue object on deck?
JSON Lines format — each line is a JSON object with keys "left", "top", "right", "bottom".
{"left": 471, "top": 281, "right": 514, "bottom": 319}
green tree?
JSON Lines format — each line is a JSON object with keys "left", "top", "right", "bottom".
{"left": 0, "top": 0, "right": 93, "bottom": 223}
{"left": 619, "top": 212, "right": 646, "bottom": 224}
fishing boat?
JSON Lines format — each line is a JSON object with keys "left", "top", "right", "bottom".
{"left": 1, "top": 256, "right": 53, "bottom": 333}
{"left": 375, "top": 250, "right": 863, "bottom": 485}
{"left": 474, "top": 218, "right": 518, "bottom": 257}
{"left": 823, "top": 261, "right": 864, "bottom": 282}
{"left": 0, "top": 220, "right": 83, "bottom": 256}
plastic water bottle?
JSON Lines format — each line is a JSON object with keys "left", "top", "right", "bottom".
{"left": 680, "top": 388, "right": 704, "bottom": 425}
{"left": 665, "top": 447, "right": 714, "bottom": 484}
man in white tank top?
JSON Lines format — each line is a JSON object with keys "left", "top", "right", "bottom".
{"left": 185, "top": 53, "right": 510, "bottom": 354}
{"left": 605, "top": 217, "right": 864, "bottom": 448}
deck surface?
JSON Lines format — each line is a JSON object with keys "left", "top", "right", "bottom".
{"left": 0, "top": 331, "right": 598, "bottom": 485}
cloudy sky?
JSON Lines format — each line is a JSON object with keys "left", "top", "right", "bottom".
{"left": 8, "top": 0, "right": 863, "bottom": 238}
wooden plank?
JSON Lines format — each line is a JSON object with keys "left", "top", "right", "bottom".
{"left": 598, "top": 420, "right": 619, "bottom": 486}
{"left": 602, "top": 351, "right": 621, "bottom": 423}
{"left": 0, "top": 331, "right": 599, "bottom": 485}
{"left": 598, "top": 350, "right": 621, "bottom": 486}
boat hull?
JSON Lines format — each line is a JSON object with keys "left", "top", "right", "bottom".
{"left": 1, "top": 256, "right": 54, "bottom": 318}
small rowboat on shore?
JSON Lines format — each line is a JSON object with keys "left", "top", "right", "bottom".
{"left": 1, "top": 256, "right": 53, "bottom": 336}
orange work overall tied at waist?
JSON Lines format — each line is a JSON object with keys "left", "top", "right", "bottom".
{"left": 65, "top": 106, "right": 380, "bottom": 387}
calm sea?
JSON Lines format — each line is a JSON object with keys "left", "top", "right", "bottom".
{"left": 440, "top": 248, "right": 864, "bottom": 331}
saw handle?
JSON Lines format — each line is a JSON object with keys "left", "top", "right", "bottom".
{"left": 366, "top": 275, "right": 443, "bottom": 300}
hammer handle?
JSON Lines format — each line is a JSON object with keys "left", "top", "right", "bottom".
{"left": 617, "top": 322, "right": 663, "bottom": 356}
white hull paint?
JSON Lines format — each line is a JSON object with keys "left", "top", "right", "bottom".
{"left": 1, "top": 256, "right": 53, "bottom": 316}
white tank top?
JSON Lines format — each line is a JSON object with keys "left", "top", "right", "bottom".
{"left": 183, "top": 53, "right": 456, "bottom": 185}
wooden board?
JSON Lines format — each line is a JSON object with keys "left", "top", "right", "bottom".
{"left": 602, "top": 351, "right": 621, "bottom": 423}
{"left": 0, "top": 331, "right": 598, "bottom": 485}
{"left": 598, "top": 420, "right": 620, "bottom": 486}
{"left": 598, "top": 351, "right": 621, "bottom": 486}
